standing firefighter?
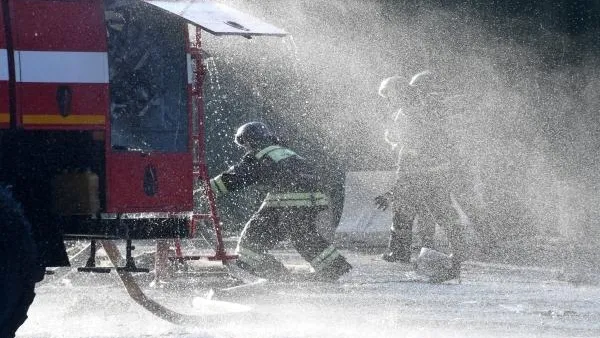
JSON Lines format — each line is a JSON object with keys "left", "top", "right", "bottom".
{"left": 0, "top": 186, "right": 45, "bottom": 337}
{"left": 210, "top": 122, "right": 352, "bottom": 281}
{"left": 375, "top": 70, "right": 472, "bottom": 282}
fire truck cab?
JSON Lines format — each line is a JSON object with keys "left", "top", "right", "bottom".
{"left": 0, "top": 0, "right": 285, "bottom": 267}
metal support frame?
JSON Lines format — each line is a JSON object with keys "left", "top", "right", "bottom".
{"left": 78, "top": 216, "right": 149, "bottom": 273}
{"left": 78, "top": 239, "right": 111, "bottom": 273}
{"left": 116, "top": 239, "right": 149, "bottom": 273}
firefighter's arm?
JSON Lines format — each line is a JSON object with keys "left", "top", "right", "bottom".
{"left": 375, "top": 175, "right": 399, "bottom": 211}
{"left": 374, "top": 190, "right": 393, "bottom": 211}
{"left": 209, "top": 154, "right": 261, "bottom": 196}
{"left": 209, "top": 174, "right": 229, "bottom": 195}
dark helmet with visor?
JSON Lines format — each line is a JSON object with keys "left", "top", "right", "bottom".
{"left": 234, "top": 122, "right": 277, "bottom": 149}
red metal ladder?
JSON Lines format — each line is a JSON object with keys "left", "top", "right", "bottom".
{"left": 171, "top": 26, "right": 237, "bottom": 265}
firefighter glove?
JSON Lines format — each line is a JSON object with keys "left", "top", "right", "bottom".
{"left": 374, "top": 194, "right": 390, "bottom": 211}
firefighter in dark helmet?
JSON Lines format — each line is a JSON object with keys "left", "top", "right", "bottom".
{"left": 210, "top": 122, "right": 352, "bottom": 281}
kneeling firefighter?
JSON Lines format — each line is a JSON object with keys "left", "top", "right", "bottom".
{"left": 210, "top": 122, "right": 352, "bottom": 281}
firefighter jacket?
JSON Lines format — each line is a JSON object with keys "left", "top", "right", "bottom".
{"left": 385, "top": 101, "right": 464, "bottom": 175}
{"left": 210, "top": 144, "right": 329, "bottom": 208}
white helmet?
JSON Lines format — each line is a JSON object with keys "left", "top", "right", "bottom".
{"left": 378, "top": 75, "right": 406, "bottom": 99}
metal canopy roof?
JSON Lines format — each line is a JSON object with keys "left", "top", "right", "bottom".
{"left": 143, "top": 1, "right": 287, "bottom": 37}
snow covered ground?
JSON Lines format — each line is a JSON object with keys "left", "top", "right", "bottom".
{"left": 16, "top": 241, "right": 600, "bottom": 338}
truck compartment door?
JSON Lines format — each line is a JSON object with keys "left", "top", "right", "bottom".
{"left": 106, "top": 3, "right": 192, "bottom": 213}
{"left": 142, "top": 0, "right": 287, "bottom": 37}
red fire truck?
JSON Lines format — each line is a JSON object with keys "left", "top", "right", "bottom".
{"left": 0, "top": 0, "right": 285, "bottom": 283}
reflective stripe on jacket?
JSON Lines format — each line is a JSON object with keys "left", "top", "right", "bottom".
{"left": 255, "top": 145, "right": 299, "bottom": 162}
{"left": 310, "top": 245, "right": 341, "bottom": 272}
{"left": 210, "top": 174, "right": 229, "bottom": 194}
{"left": 261, "top": 192, "right": 329, "bottom": 208}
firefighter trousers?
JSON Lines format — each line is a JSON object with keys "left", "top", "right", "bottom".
{"left": 388, "top": 169, "right": 470, "bottom": 263}
{"left": 235, "top": 204, "right": 351, "bottom": 280}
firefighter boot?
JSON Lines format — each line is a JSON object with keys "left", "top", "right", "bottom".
{"left": 311, "top": 256, "right": 352, "bottom": 282}
{"left": 445, "top": 254, "right": 462, "bottom": 281}
{"left": 425, "top": 253, "right": 461, "bottom": 284}
{"left": 236, "top": 254, "right": 290, "bottom": 281}
{"left": 381, "top": 227, "right": 411, "bottom": 263}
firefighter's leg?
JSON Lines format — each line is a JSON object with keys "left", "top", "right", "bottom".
{"left": 455, "top": 191, "right": 497, "bottom": 256}
{"left": 382, "top": 201, "right": 415, "bottom": 263}
{"left": 427, "top": 194, "right": 466, "bottom": 281}
{"left": 282, "top": 208, "right": 352, "bottom": 281}
{"left": 414, "top": 213, "right": 436, "bottom": 249}
{"left": 235, "top": 206, "right": 288, "bottom": 279}
{"left": 286, "top": 208, "right": 352, "bottom": 281}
